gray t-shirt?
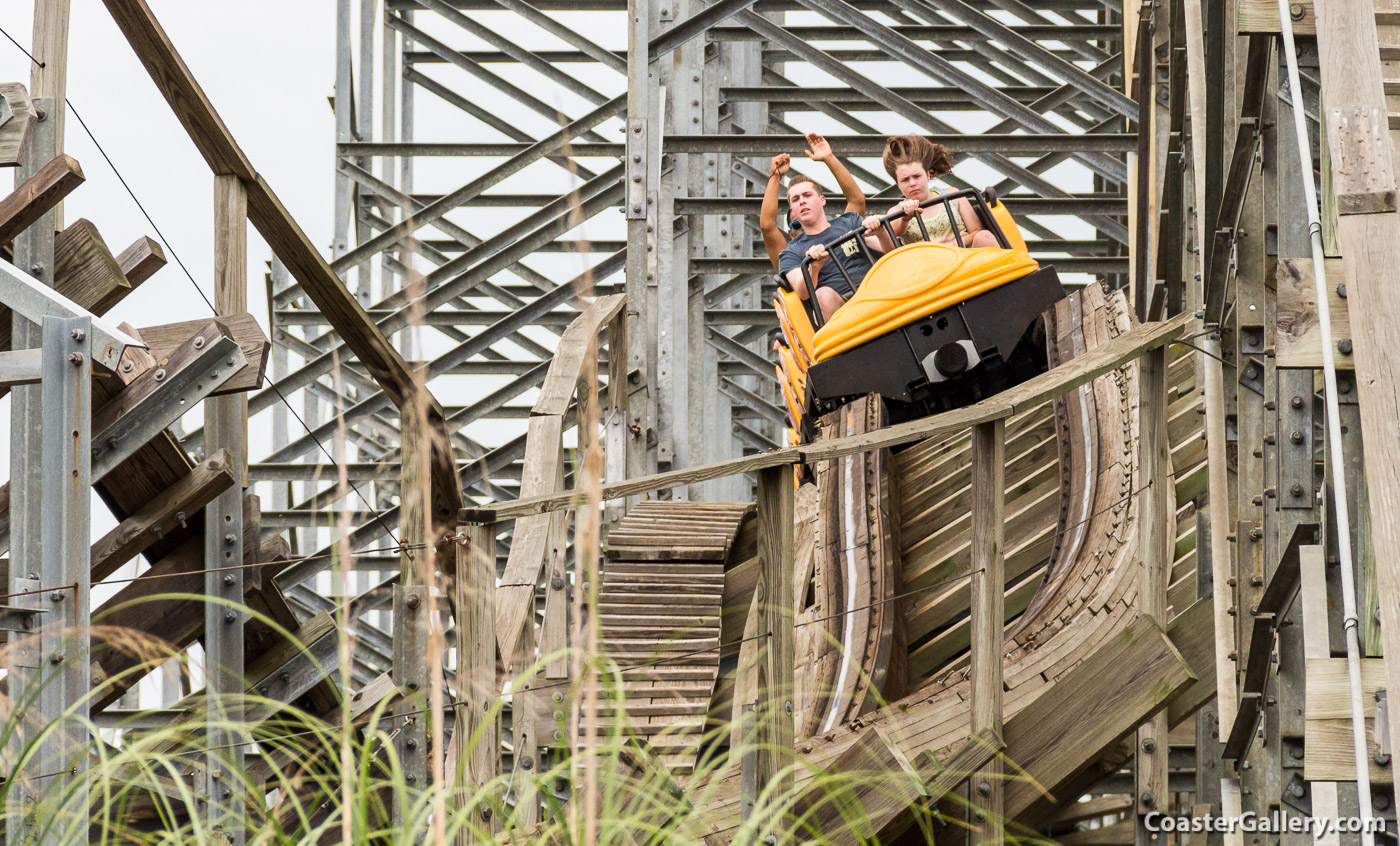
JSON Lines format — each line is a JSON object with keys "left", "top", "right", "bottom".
{"left": 777, "top": 212, "right": 874, "bottom": 298}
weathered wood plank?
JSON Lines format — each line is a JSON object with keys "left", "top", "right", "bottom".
{"left": 0, "top": 83, "right": 37, "bottom": 167}
{"left": 136, "top": 313, "right": 269, "bottom": 396}
{"left": 451, "top": 522, "right": 500, "bottom": 840}
{"left": 753, "top": 464, "right": 796, "bottom": 825}
{"left": 1236, "top": 0, "right": 1313, "bottom": 33}
{"left": 969, "top": 419, "right": 1005, "bottom": 846}
{"left": 0, "top": 152, "right": 83, "bottom": 243}
{"left": 54, "top": 218, "right": 131, "bottom": 316}
{"left": 90, "top": 449, "right": 235, "bottom": 581}
{"left": 115, "top": 235, "right": 166, "bottom": 287}
{"left": 1276, "top": 258, "right": 1353, "bottom": 368}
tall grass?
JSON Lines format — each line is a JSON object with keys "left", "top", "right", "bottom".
{"left": 0, "top": 606, "right": 1067, "bottom": 845}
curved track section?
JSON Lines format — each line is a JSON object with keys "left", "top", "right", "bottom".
{"left": 692, "top": 283, "right": 1177, "bottom": 838}
{"left": 795, "top": 395, "right": 901, "bottom": 737}
{"left": 595, "top": 501, "right": 751, "bottom": 774}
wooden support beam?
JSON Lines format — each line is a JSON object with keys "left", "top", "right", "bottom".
{"left": 393, "top": 411, "right": 430, "bottom": 807}
{"left": 1314, "top": 0, "right": 1400, "bottom": 809}
{"left": 1135, "top": 344, "right": 1170, "bottom": 841}
{"left": 751, "top": 464, "right": 795, "bottom": 839}
{"left": 98, "top": 0, "right": 462, "bottom": 530}
{"left": 0, "top": 153, "right": 83, "bottom": 243}
{"left": 969, "top": 419, "right": 1005, "bottom": 846}
{"left": 115, "top": 235, "right": 165, "bottom": 287}
{"left": 89, "top": 449, "right": 235, "bottom": 581}
{"left": 137, "top": 313, "right": 269, "bottom": 397}
{"left": 54, "top": 219, "right": 131, "bottom": 317}
{"left": 203, "top": 174, "right": 247, "bottom": 844}
{"left": 450, "top": 522, "right": 500, "bottom": 841}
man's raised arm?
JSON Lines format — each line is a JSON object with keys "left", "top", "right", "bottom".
{"left": 806, "top": 132, "right": 865, "bottom": 215}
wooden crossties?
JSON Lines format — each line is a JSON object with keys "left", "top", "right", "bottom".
{"left": 594, "top": 500, "right": 749, "bottom": 774}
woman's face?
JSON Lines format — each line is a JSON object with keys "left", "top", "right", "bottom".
{"left": 895, "top": 162, "right": 931, "bottom": 201}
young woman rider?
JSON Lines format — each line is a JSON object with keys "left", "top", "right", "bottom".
{"left": 759, "top": 133, "right": 866, "bottom": 271}
{"left": 861, "top": 135, "right": 1000, "bottom": 252}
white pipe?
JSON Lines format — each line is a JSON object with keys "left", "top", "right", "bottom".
{"left": 1276, "top": 2, "right": 1376, "bottom": 837}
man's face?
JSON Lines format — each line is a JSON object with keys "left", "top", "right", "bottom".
{"left": 787, "top": 182, "right": 827, "bottom": 228}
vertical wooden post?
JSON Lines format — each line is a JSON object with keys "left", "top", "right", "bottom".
{"left": 752, "top": 464, "right": 795, "bottom": 837}
{"left": 969, "top": 419, "right": 1005, "bottom": 846}
{"left": 452, "top": 521, "right": 500, "bottom": 842}
{"left": 510, "top": 628, "right": 541, "bottom": 826}
{"left": 30, "top": 0, "right": 70, "bottom": 229}
{"left": 1135, "top": 345, "right": 1170, "bottom": 846}
{"left": 393, "top": 411, "right": 430, "bottom": 819}
{"left": 204, "top": 173, "right": 248, "bottom": 845}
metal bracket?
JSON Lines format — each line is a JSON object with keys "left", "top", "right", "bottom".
{"left": 1277, "top": 370, "right": 1315, "bottom": 510}
{"left": 1238, "top": 356, "right": 1266, "bottom": 397}
{"left": 0, "top": 604, "right": 44, "bottom": 633}
{"left": 1281, "top": 772, "right": 1312, "bottom": 816}
{"left": 1376, "top": 691, "right": 1392, "bottom": 765}
{"left": 625, "top": 119, "right": 648, "bottom": 220}
{"left": 90, "top": 335, "right": 245, "bottom": 481}
{"left": 0, "top": 259, "right": 144, "bottom": 371}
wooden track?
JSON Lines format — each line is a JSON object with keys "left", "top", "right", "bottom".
{"left": 689, "top": 283, "right": 1195, "bottom": 839}
{"left": 593, "top": 500, "right": 752, "bottom": 774}
{"left": 795, "top": 394, "right": 902, "bottom": 737}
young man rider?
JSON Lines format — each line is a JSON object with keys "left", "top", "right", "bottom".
{"left": 777, "top": 135, "right": 871, "bottom": 322}
{"left": 760, "top": 133, "right": 866, "bottom": 272}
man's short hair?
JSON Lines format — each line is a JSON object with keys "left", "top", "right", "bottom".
{"left": 786, "top": 174, "right": 823, "bottom": 195}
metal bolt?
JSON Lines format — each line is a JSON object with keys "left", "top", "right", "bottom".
{"left": 785, "top": 700, "right": 793, "bottom": 715}
{"left": 175, "top": 511, "right": 187, "bottom": 529}
{"left": 1141, "top": 738, "right": 1156, "bottom": 753}
{"left": 1265, "top": 486, "right": 1277, "bottom": 499}
{"left": 1337, "top": 283, "right": 1347, "bottom": 299}
{"left": 1290, "top": 745, "right": 1304, "bottom": 760}
{"left": 632, "top": 204, "right": 641, "bottom": 213}
{"left": 224, "top": 610, "right": 236, "bottom": 623}
{"left": 121, "top": 361, "right": 133, "bottom": 373}
{"left": 1291, "top": 395, "right": 1304, "bottom": 409}
{"left": 70, "top": 329, "right": 84, "bottom": 342}
{"left": 153, "top": 368, "right": 166, "bottom": 382}
{"left": 222, "top": 789, "right": 231, "bottom": 799}
{"left": 1289, "top": 781, "right": 1305, "bottom": 797}
{"left": 406, "top": 738, "right": 418, "bottom": 749}
{"left": 224, "top": 533, "right": 236, "bottom": 546}
{"left": 223, "top": 574, "right": 236, "bottom": 586}
{"left": 68, "top": 352, "right": 83, "bottom": 365}
{"left": 1245, "top": 365, "right": 1258, "bottom": 378}
{"left": 763, "top": 837, "right": 778, "bottom": 846}
{"left": 1377, "top": 793, "right": 1392, "bottom": 810}
{"left": 259, "top": 686, "right": 269, "bottom": 695}
{"left": 1340, "top": 379, "right": 1353, "bottom": 394}
{"left": 551, "top": 576, "right": 564, "bottom": 590}
{"left": 1291, "top": 483, "right": 1304, "bottom": 497}
{"left": 480, "top": 807, "right": 493, "bottom": 821}
{"left": 406, "top": 593, "right": 421, "bottom": 609}
{"left": 1377, "top": 752, "right": 1393, "bottom": 767}
{"left": 193, "top": 336, "right": 205, "bottom": 349}
{"left": 406, "top": 774, "right": 417, "bottom": 783}
{"left": 974, "top": 811, "right": 987, "bottom": 822}
{"left": 1140, "top": 791, "right": 1156, "bottom": 808}
{"left": 1290, "top": 429, "right": 1303, "bottom": 444}
{"left": 50, "top": 591, "right": 63, "bottom": 602}
{"left": 553, "top": 691, "right": 564, "bottom": 703}
{"left": 976, "top": 781, "right": 991, "bottom": 797}
{"left": 521, "top": 756, "right": 535, "bottom": 770}
{"left": 1290, "top": 2, "right": 1304, "bottom": 18}
{"left": 30, "top": 263, "right": 43, "bottom": 276}
{"left": 1264, "top": 433, "right": 1276, "bottom": 445}
{"left": 49, "top": 653, "right": 62, "bottom": 665}
{"left": 1339, "top": 339, "right": 1353, "bottom": 355}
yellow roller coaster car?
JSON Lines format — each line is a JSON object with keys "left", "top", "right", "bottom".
{"left": 773, "top": 188, "right": 1066, "bottom": 441}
